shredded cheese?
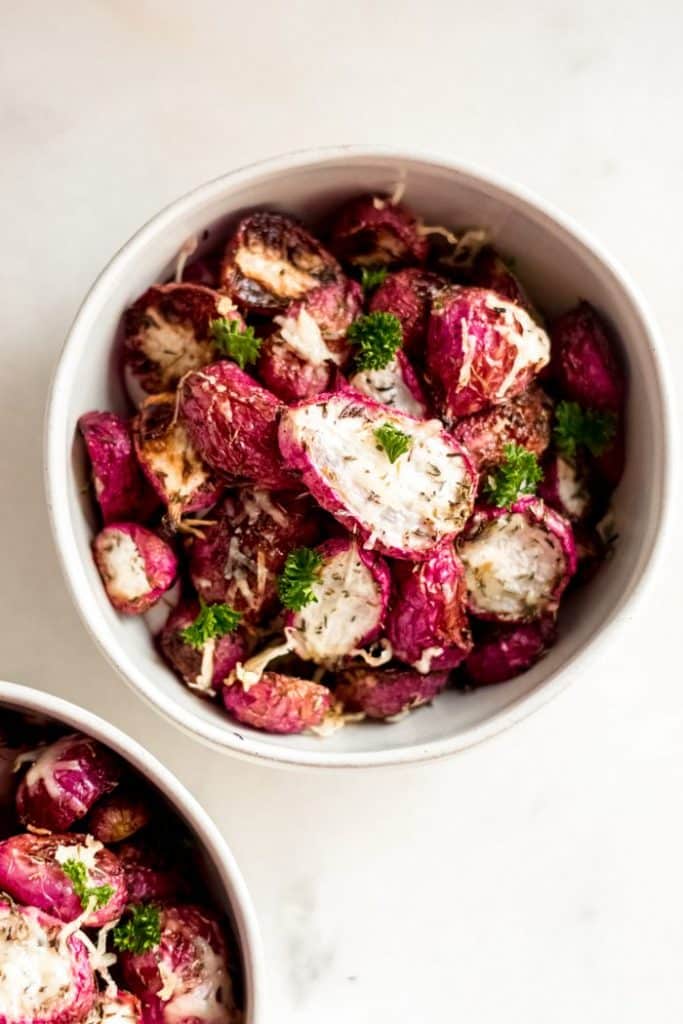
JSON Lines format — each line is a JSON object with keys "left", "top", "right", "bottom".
{"left": 349, "top": 639, "right": 394, "bottom": 667}
{"left": 234, "top": 575, "right": 255, "bottom": 603}
{"left": 12, "top": 745, "right": 49, "bottom": 773}
{"left": 457, "top": 317, "right": 477, "bottom": 389}
{"left": 233, "top": 629, "right": 297, "bottom": 690}
{"left": 388, "top": 179, "right": 406, "bottom": 206}
{"left": 158, "top": 961, "right": 179, "bottom": 1001}
{"left": 417, "top": 222, "right": 459, "bottom": 244}
{"left": 190, "top": 638, "right": 217, "bottom": 696}
{"left": 76, "top": 924, "right": 118, "bottom": 994}
{"left": 255, "top": 548, "right": 267, "bottom": 601}
{"left": 372, "top": 179, "right": 406, "bottom": 210}
{"left": 556, "top": 457, "right": 590, "bottom": 519}
{"left": 24, "top": 735, "right": 84, "bottom": 809}
{"left": 216, "top": 295, "right": 237, "bottom": 317}
{"left": 411, "top": 646, "right": 444, "bottom": 675}
{"left": 174, "top": 236, "right": 198, "bottom": 283}
{"left": 384, "top": 709, "right": 412, "bottom": 724}
{"left": 240, "top": 489, "right": 289, "bottom": 528}
{"left": 98, "top": 530, "right": 151, "bottom": 602}
{"left": 309, "top": 703, "right": 366, "bottom": 737}
{"left": 55, "top": 835, "right": 103, "bottom": 874}
{"left": 273, "top": 308, "right": 339, "bottom": 366}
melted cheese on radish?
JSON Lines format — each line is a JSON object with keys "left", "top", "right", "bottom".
{"left": 292, "top": 543, "right": 383, "bottom": 664}
{"left": 556, "top": 457, "right": 590, "bottom": 519}
{"left": 350, "top": 359, "right": 426, "bottom": 417}
{"left": 98, "top": 530, "right": 150, "bottom": 601}
{"left": 162, "top": 936, "right": 233, "bottom": 1024}
{"left": 484, "top": 295, "right": 550, "bottom": 398}
{"left": 140, "top": 310, "right": 212, "bottom": 387}
{"left": 74, "top": 925, "right": 117, "bottom": 992}
{"left": 0, "top": 905, "right": 80, "bottom": 1021}
{"left": 459, "top": 512, "right": 564, "bottom": 619}
{"left": 282, "top": 397, "right": 474, "bottom": 555}
{"left": 141, "top": 420, "right": 210, "bottom": 511}
{"left": 274, "top": 308, "right": 339, "bottom": 366}
{"left": 235, "top": 248, "right": 318, "bottom": 299}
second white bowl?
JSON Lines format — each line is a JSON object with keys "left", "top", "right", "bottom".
{"left": 0, "top": 679, "right": 265, "bottom": 1020}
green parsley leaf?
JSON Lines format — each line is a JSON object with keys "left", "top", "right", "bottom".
{"left": 360, "top": 266, "right": 388, "bottom": 292}
{"left": 61, "top": 859, "right": 114, "bottom": 911}
{"left": 112, "top": 904, "right": 161, "bottom": 954}
{"left": 210, "top": 317, "right": 261, "bottom": 370}
{"left": 554, "top": 400, "right": 617, "bottom": 459}
{"left": 373, "top": 422, "right": 412, "bottom": 464}
{"left": 483, "top": 443, "right": 543, "bottom": 508}
{"left": 347, "top": 312, "right": 402, "bottom": 371}
{"left": 180, "top": 601, "right": 242, "bottom": 650}
{"left": 278, "top": 548, "right": 323, "bottom": 611}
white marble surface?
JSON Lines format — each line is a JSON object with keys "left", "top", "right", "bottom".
{"left": 2, "top": 1, "right": 682, "bottom": 1020}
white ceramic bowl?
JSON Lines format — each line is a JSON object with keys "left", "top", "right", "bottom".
{"left": 45, "top": 146, "right": 674, "bottom": 769}
{"left": 0, "top": 679, "right": 265, "bottom": 1021}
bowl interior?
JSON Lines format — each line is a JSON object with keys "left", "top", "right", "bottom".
{"left": 47, "top": 151, "right": 668, "bottom": 766}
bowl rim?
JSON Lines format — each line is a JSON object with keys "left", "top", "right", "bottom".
{"left": 0, "top": 678, "right": 266, "bottom": 1021}
{"left": 44, "top": 144, "right": 677, "bottom": 769}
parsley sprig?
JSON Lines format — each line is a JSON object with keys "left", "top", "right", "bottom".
{"left": 347, "top": 312, "right": 402, "bottom": 371}
{"left": 61, "top": 859, "right": 113, "bottom": 911}
{"left": 278, "top": 548, "right": 323, "bottom": 611}
{"left": 483, "top": 443, "right": 543, "bottom": 508}
{"left": 360, "top": 266, "right": 388, "bottom": 292}
{"left": 554, "top": 401, "right": 616, "bottom": 459}
{"left": 180, "top": 600, "right": 242, "bottom": 650}
{"left": 210, "top": 317, "right": 262, "bottom": 370}
{"left": 374, "top": 422, "right": 411, "bottom": 464}
{"left": 112, "top": 903, "right": 161, "bottom": 954}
